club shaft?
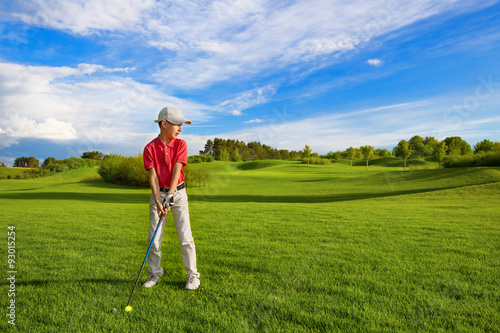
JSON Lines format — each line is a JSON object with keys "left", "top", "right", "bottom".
{"left": 126, "top": 214, "right": 165, "bottom": 306}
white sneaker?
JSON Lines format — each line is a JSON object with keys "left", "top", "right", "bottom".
{"left": 185, "top": 275, "right": 200, "bottom": 290}
{"left": 142, "top": 274, "right": 160, "bottom": 288}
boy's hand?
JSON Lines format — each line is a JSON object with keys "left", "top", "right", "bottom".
{"left": 156, "top": 199, "right": 167, "bottom": 217}
{"left": 157, "top": 194, "right": 174, "bottom": 216}
{"left": 164, "top": 193, "right": 174, "bottom": 209}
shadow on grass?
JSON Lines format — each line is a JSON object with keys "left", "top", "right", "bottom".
{"left": 1, "top": 183, "right": 494, "bottom": 204}
{"left": 189, "top": 186, "right": 461, "bottom": 203}
{"left": 2, "top": 168, "right": 497, "bottom": 204}
{"left": 0, "top": 278, "right": 130, "bottom": 287}
{"left": 0, "top": 192, "right": 147, "bottom": 204}
{"left": 0, "top": 278, "right": 186, "bottom": 290}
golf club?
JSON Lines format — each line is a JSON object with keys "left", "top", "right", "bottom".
{"left": 126, "top": 196, "right": 173, "bottom": 308}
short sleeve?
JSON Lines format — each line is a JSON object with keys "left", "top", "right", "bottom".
{"left": 176, "top": 140, "right": 188, "bottom": 166}
{"left": 143, "top": 144, "right": 155, "bottom": 170}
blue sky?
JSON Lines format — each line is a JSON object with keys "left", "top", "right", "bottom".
{"left": 1, "top": 0, "right": 500, "bottom": 165}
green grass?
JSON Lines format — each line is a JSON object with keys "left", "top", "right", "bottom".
{"left": 0, "top": 167, "right": 33, "bottom": 179}
{"left": 1, "top": 161, "right": 499, "bottom": 332}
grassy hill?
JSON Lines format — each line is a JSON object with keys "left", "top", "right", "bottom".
{"left": 0, "top": 167, "right": 34, "bottom": 179}
{"left": 1, "top": 162, "right": 499, "bottom": 332}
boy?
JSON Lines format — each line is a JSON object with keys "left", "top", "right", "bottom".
{"left": 142, "top": 106, "right": 200, "bottom": 290}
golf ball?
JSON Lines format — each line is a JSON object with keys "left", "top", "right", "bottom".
{"left": 125, "top": 306, "right": 132, "bottom": 312}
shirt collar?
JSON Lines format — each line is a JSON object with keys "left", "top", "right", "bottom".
{"left": 155, "top": 135, "right": 176, "bottom": 148}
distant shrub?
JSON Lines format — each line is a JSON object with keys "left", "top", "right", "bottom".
{"left": 98, "top": 154, "right": 149, "bottom": 187}
{"left": 0, "top": 171, "right": 21, "bottom": 180}
{"left": 184, "top": 164, "right": 211, "bottom": 187}
{"left": 302, "top": 157, "right": 331, "bottom": 165}
{"left": 98, "top": 154, "right": 213, "bottom": 188}
{"left": 444, "top": 151, "right": 500, "bottom": 168}
{"left": 188, "top": 155, "right": 215, "bottom": 163}
{"left": 1, "top": 157, "right": 100, "bottom": 180}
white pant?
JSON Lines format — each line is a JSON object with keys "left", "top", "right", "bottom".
{"left": 147, "top": 188, "right": 199, "bottom": 278}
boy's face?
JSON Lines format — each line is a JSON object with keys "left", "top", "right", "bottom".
{"left": 162, "top": 121, "right": 182, "bottom": 139}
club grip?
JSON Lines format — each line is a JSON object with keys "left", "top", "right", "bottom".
{"left": 162, "top": 195, "right": 174, "bottom": 209}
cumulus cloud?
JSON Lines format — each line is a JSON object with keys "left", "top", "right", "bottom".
{"left": 4, "top": 0, "right": 499, "bottom": 158}
{"left": 1, "top": 115, "right": 76, "bottom": 140}
{"left": 0, "top": 62, "right": 211, "bottom": 154}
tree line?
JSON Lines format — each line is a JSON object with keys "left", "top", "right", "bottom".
{"left": 199, "top": 136, "right": 500, "bottom": 165}
{"left": 0, "top": 152, "right": 104, "bottom": 180}
{"left": 3, "top": 137, "right": 498, "bottom": 173}
{"left": 199, "top": 138, "right": 303, "bottom": 161}
{"left": 8, "top": 151, "right": 105, "bottom": 168}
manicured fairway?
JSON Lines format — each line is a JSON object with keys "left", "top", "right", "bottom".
{"left": 1, "top": 161, "right": 499, "bottom": 332}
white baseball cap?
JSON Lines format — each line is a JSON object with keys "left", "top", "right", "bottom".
{"left": 154, "top": 107, "right": 192, "bottom": 125}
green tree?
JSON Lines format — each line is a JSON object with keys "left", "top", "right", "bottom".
{"left": 447, "top": 138, "right": 460, "bottom": 157}
{"left": 248, "top": 141, "right": 263, "bottom": 160}
{"left": 374, "top": 148, "right": 391, "bottom": 158}
{"left": 279, "top": 149, "right": 290, "bottom": 160}
{"left": 409, "top": 135, "right": 426, "bottom": 158}
{"left": 304, "top": 145, "right": 312, "bottom": 165}
{"left": 346, "top": 147, "right": 356, "bottom": 169}
{"left": 212, "top": 138, "right": 225, "bottom": 160}
{"left": 474, "top": 139, "right": 495, "bottom": 154}
{"left": 200, "top": 139, "right": 214, "bottom": 157}
{"left": 359, "top": 145, "right": 374, "bottom": 170}
{"left": 394, "top": 140, "right": 412, "bottom": 171}
{"left": 231, "top": 149, "right": 242, "bottom": 162}
{"left": 354, "top": 148, "right": 363, "bottom": 160}
{"left": 434, "top": 141, "right": 447, "bottom": 169}
{"left": 218, "top": 148, "right": 230, "bottom": 161}
{"left": 81, "top": 151, "right": 104, "bottom": 159}
{"left": 423, "top": 136, "right": 439, "bottom": 157}
{"left": 43, "top": 157, "right": 56, "bottom": 166}
{"left": 14, "top": 156, "right": 39, "bottom": 168}
{"left": 443, "top": 137, "right": 472, "bottom": 156}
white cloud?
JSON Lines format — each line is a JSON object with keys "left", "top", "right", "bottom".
{"left": 244, "top": 119, "right": 264, "bottom": 124}
{"left": 218, "top": 84, "right": 278, "bottom": 116}
{"left": 0, "top": 62, "right": 212, "bottom": 156}
{"left": 9, "top": 0, "right": 493, "bottom": 89}
{"left": 4, "top": 0, "right": 499, "bottom": 158}
{"left": 1, "top": 115, "right": 76, "bottom": 140}
{"left": 192, "top": 92, "right": 500, "bottom": 154}
{"left": 145, "top": 0, "right": 493, "bottom": 88}
{"left": 77, "top": 64, "right": 135, "bottom": 74}
{"left": 367, "top": 58, "right": 384, "bottom": 67}
{"left": 11, "top": 0, "right": 155, "bottom": 35}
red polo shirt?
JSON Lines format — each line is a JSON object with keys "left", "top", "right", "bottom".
{"left": 143, "top": 136, "right": 188, "bottom": 188}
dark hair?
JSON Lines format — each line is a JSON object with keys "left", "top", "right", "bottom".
{"left": 158, "top": 120, "right": 164, "bottom": 129}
